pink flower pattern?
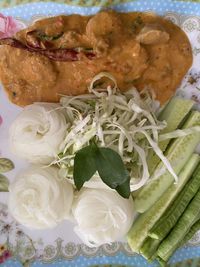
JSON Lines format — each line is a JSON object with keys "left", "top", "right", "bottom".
{"left": 0, "top": 115, "right": 3, "bottom": 126}
{"left": 0, "top": 115, "right": 2, "bottom": 156}
{"left": 0, "top": 244, "right": 11, "bottom": 264}
{"left": 0, "top": 13, "right": 25, "bottom": 39}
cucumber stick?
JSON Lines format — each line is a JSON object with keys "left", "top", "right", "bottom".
{"left": 157, "top": 257, "right": 167, "bottom": 267}
{"left": 149, "top": 160, "right": 200, "bottom": 240}
{"left": 127, "top": 154, "right": 200, "bottom": 253}
{"left": 157, "top": 179, "right": 200, "bottom": 261}
{"left": 140, "top": 237, "right": 160, "bottom": 261}
{"left": 135, "top": 111, "right": 200, "bottom": 213}
{"left": 148, "top": 97, "right": 194, "bottom": 174}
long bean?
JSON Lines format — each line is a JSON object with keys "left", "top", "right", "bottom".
{"left": 149, "top": 162, "right": 200, "bottom": 240}
{"left": 157, "top": 185, "right": 200, "bottom": 262}
{"left": 127, "top": 154, "right": 200, "bottom": 253}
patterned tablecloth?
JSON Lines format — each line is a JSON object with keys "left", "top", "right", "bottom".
{"left": 1, "top": 1, "right": 200, "bottom": 267}
{"left": 0, "top": 0, "right": 200, "bottom": 8}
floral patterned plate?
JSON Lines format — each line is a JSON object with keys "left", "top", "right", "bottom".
{"left": 1, "top": 1, "right": 200, "bottom": 266}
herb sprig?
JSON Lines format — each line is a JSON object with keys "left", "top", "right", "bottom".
{"left": 73, "top": 143, "right": 130, "bottom": 198}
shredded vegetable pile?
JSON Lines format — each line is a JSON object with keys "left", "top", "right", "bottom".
{"left": 52, "top": 72, "right": 182, "bottom": 191}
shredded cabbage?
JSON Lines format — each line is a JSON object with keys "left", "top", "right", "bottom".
{"left": 159, "top": 126, "right": 200, "bottom": 141}
{"left": 52, "top": 72, "right": 193, "bottom": 191}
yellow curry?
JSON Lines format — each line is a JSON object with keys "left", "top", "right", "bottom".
{"left": 0, "top": 10, "right": 192, "bottom": 106}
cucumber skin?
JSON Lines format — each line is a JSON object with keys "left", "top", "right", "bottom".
{"left": 127, "top": 154, "right": 200, "bottom": 253}
{"left": 157, "top": 257, "right": 167, "bottom": 267}
{"left": 180, "top": 218, "right": 200, "bottom": 246}
{"left": 157, "top": 168, "right": 200, "bottom": 262}
{"left": 149, "top": 157, "right": 200, "bottom": 240}
{"left": 128, "top": 177, "right": 188, "bottom": 253}
{"left": 128, "top": 196, "right": 168, "bottom": 254}
{"left": 135, "top": 111, "right": 200, "bottom": 213}
{"left": 140, "top": 237, "right": 160, "bottom": 261}
{"left": 148, "top": 97, "right": 194, "bottom": 174}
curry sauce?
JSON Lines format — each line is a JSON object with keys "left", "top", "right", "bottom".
{"left": 0, "top": 11, "right": 192, "bottom": 106}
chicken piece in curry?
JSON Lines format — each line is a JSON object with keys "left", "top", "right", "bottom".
{"left": 0, "top": 11, "right": 192, "bottom": 106}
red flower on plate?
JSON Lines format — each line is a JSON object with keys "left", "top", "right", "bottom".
{"left": 0, "top": 13, "right": 25, "bottom": 39}
{"left": 2, "top": 250, "right": 11, "bottom": 260}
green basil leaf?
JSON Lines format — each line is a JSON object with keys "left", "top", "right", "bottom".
{"left": 73, "top": 144, "right": 97, "bottom": 190}
{"left": 0, "top": 174, "right": 9, "bottom": 192}
{"left": 95, "top": 147, "right": 130, "bottom": 189}
{"left": 0, "top": 158, "right": 14, "bottom": 173}
{"left": 115, "top": 178, "right": 130, "bottom": 199}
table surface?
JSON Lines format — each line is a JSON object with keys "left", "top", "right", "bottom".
{"left": 1, "top": 0, "right": 200, "bottom": 8}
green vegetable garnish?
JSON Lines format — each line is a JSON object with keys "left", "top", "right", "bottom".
{"left": 73, "top": 142, "right": 130, "bottom": 198}
{"left": 127, "top": 153, "right": 200, "bottom": 253}
{"left": 140, "top": 237, "right": 160, "bottom": 261}
{"left": 147, "top": 97, "right": 194, "bottom": 175}
{"left": 157, "top": 166, "right": 200, "bottom": 261}
{"left": 135, "top": 111, "right": 200, "bottom": 213}
{"left": 57, "top": 73, "right": 181, "bottom": 195}
{"left": 149, "top": 161, "right": 200, "bottom": 240}
{"left": 73, "top": 144, "right": 97, "bottom": 190}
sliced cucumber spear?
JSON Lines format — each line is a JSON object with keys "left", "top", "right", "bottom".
{"left": 140, "top": 237, "right": 160, "bottom": 261}
{"left": 157, "top": 168, "right": 200, "bottom": 262}
{"left": 127, "top": 153, "right": 200, "bottom": 253}
{"left": 149, "top": 159, "right": 200, "bottom": 240}
{"left": 148, "top": 97, "right": 194, "bottom": 175}
{"left": 157, "top": 256, "right": 167, "bottom": 267}
{"left": 135, "top": 111, "right": 200, "bottom": 213}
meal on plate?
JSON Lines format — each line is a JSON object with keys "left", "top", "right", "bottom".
{"left": 0, "top": 10, "right": 200, "bottom": 266}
